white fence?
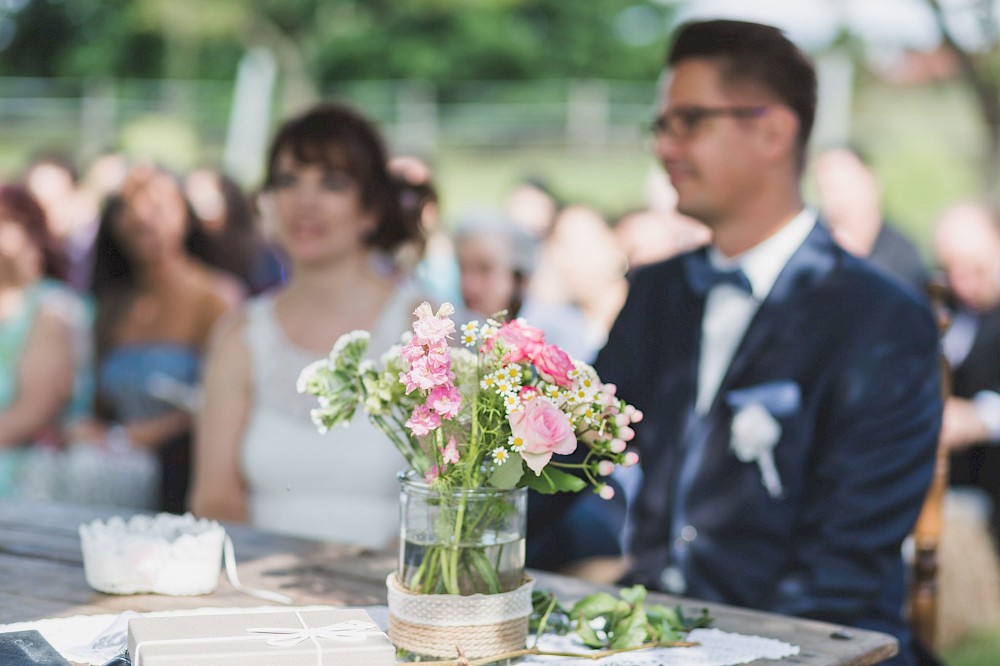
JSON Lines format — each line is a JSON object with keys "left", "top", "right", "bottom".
{"left": 0, "top": 76, "right": 658, "bottom": 179}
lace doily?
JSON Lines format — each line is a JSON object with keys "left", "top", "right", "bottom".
{"left": 525, "top": 628, "right": 799, "bottom": 665}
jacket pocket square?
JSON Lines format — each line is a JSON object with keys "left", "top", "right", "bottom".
{"left": 724, "top": 380, "right": 800, "bottom": 418}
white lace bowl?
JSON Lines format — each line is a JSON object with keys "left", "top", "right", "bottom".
{"left": 79, "top": 513, "right": 225, "bottom": 596}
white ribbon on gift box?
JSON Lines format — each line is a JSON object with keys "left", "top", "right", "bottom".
{"left": 132, "top": 610, "right": 382, "bottom": 666}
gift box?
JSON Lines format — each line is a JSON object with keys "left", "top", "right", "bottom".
{"left": 128, "top": 608, "right": 395, "bottom": 666}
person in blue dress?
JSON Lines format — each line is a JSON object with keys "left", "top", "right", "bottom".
{"left": 79, "top": 164, "right": 236, "bottom": 512}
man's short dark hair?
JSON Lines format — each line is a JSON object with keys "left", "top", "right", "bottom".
{"left": 668, "top": 19, "right": 817, "bottom": 168}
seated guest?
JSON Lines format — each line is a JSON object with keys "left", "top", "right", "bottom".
{"left": 184, "top": 168, "right": 286, "bottom": 295}
{"left": 596, "top": 20, "right": 940, "bottom": 666}
{"left": 530, "top": 205, "right": 629, "bottom": 354}
{"left": 814, "top": 145, "right": 928, "bottom": 295}
{"left": 77, "top": 164, "right": 236, "bottom": 512}
{"left": 0, "top": 184, "right": 92, "bottom": 495}
{"left": 189, "top": 102, "right": 426, "bottom": 547}
{"left": 934, "top": 201, "right": 1000, "bottom": 537}
{"left": 453, "top": 210, "right": 595, "bottom": 362}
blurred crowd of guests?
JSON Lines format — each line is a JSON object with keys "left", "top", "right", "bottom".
{"left": 0, "top": 103, "right": 999, "bottom": 593}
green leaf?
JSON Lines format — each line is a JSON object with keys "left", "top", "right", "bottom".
{"left": 609, "top": 608, "right": 649, "bottom": 649}
{"left": 571, "top": 592, "right": 621, "bottom": 619}
{"left": 619, "top": 584, "right": 647, "bottom": 606}
{"left": 646, "top": 603, "right": 680, "bottom": 629}
{"left": 520, "top": 466, "right": 587, "bottom": 494}
{"left": 488, "top": 454, "right": 523, "bottom": 489}
{"left": 574, "top": 616, "right": 605, "bottom": 649}
{"left": 678, "top": 606, "right": 713, "bottom": 631}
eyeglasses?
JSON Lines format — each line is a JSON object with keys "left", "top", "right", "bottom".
{"left": 646, "top": 106, "right": 769, "bottom": 141}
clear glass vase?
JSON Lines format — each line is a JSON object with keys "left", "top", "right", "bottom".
{"left": 397, "top": 472, "right": 527, "bottom": 596}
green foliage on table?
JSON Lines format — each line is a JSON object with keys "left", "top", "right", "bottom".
{"left": 530, "top": 585, "right": 713, "bottom": 650}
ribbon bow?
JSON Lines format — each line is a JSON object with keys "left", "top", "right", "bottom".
{"left": 683, "top": 249, "right": 753, "bottom": 296}
{"left": 247, "top": 620, "right": 380, "bottom": 647}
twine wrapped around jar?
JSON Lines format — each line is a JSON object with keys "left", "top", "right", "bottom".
{"left": 386, "top": 573, "right": 534, "bottom": 659}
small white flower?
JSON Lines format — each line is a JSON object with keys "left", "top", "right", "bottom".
{"left": 503, "top": 393, "right": 521, "bottom": 412}
{"left": 296, "top": 359, "right": 327, "bottom": 393}
{"left": 730, "top": 402, "right": 783, "bottom": 499}
{"left": 331, "top": 329, "right": 370, "bottom": 356}
{"left": 491, "top": 447, "right": 510, "bottom": 464}
{"left": 508, "top": 435, "right": 526, "bottom": 451}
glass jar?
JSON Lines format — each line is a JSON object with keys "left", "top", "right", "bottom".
{"left": 397, "top": 472, "right": 527, "bottom": 596}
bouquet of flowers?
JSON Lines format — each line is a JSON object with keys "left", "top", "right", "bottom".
{"left": 298, "top": 302, "right": 640, "bottom": 596}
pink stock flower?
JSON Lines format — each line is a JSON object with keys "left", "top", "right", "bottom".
{"left": 406, "top": 404, "right": 441, "bottom": 436}
{"left": 509, "top": 397, "right": 577, "bottom": 474}
{"left": 440, "top": 437, "right": 460, "bottom": 465}
{"left": 533, "top": 344, "right": 575, "bottom": 388}
{"left": 411, "top": 302, "right": 456, "bottom": 344}
{"left": 424, "top": 465, "right": 440, "bottom": 483}
{"left": 429, "top": 384, "right": 462, "bottom": 419}
{"left": 402, "top": 356, "right": 452, "bottom": 393}
{"left": 400, "top": 338, "right": 424, "bottom": 363}
{"left": 424, "top": 339, "right": 450, "bottom": 367}
{"left": 495, "top": 320, "right": 546, "bottom": 364}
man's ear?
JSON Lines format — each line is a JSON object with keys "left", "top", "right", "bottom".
{"left": 758, "top": 105, "right": 799, "bottom": 164}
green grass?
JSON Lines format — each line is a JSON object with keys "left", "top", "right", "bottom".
{"left": 942, "top": 627, "right": 1000, "bottom": 666}
{"left": 432, "top": 147, "right": 658, "bottom": 223}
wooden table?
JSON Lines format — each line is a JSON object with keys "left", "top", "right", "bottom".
{"left": 0, "top": 500, "right": 897, "bottom": 665}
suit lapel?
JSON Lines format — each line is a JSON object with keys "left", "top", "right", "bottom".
{"left": 712, "top": 221, "right": 839, "bottom": 406}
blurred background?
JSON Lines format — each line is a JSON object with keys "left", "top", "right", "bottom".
{"left": 2, "top": 0, "right": 999, "bottom": 256}
{"left": 1, "top": 2, "right": 1000, "bottom": 661}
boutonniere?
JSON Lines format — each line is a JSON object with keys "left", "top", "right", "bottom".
{"left": 725, "top": 381, "right": 800, "bottom": 500}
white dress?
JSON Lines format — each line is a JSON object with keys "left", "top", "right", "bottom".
{"left": 240, "top": 282, "right": 421, "bottom": 547}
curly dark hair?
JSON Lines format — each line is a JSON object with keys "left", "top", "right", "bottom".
{"left": 0, "top": 184, "right": 68, "bottom": 281}
{"left": 263, "top": 101, "right": 426, "bottom": 258}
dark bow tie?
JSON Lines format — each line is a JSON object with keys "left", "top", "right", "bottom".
{"left": 683, "top": 250, "right": 753, "bottom": 296}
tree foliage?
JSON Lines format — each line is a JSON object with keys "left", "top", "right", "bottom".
{"left": 0, "top": 0, "right": 673, "bottom": 83}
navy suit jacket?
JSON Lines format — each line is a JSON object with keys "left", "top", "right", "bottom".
{"left": 595, "top": 221, "right": 941, "bottom": 665}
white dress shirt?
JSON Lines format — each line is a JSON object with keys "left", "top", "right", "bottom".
{"left": 695, "top": 208, "right": 817, "bottom": 414}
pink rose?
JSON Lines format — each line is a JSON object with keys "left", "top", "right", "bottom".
{"left": 495, "top": 320, "right": 545, "bottom": 364}
{"left": 533, "top": 344, "right": 575, "bottom": 388}
{"left": 509, "top": 398, "right": 577, "bottom": 474}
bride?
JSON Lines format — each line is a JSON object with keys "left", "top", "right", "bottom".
{"left": 189, "top": 102, "right": 427, "bottom": 547}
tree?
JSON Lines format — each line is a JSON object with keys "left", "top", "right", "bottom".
{"left": 925, "top": 0, "right": 1000, "bottom": 199}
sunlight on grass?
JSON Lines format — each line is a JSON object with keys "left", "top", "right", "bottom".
{"left": 434, "top": 148, "right": 657, "bottom": 225}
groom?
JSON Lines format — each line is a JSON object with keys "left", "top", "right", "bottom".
{"left": 595, "top": 20, "right": 942, "bottom": 666}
